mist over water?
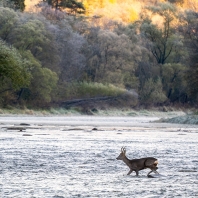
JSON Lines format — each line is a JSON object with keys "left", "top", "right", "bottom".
{"left": 0, "top": 116, "right": 198, "bottom": 197}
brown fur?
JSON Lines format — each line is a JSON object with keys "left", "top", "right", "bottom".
{"left": 116, "top": 147, "right": 159, "bottom": 176}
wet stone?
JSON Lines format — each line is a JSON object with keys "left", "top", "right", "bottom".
{"left": 20, "top": 123, "right": 30, "bottom": 126}
{"left": 6, "top": 127, "right": 26, "bottom": 131}
{"left": 68, "top": 128, "right": 84, "bottom": 131}
{"left": 178, "top": 169, "right": 197, "bottom": 172}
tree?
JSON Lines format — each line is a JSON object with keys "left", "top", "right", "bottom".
{"left": 0, "top": 7, "right": 18, "bottom": 41}
{"left": 0, "top": 39, "right": 31, "bottom": 106}
{"left": 140, "top": 3, "right": 182, "bottom": 65}
{"left": 8, "top": 15, "right": 59, "bottom": 72}
{"left": 0, "top": 8, "right": 59, "bottom": 72}
{"left": 166, "top": 0, "right": 184, "bottom": 5}
{"left": 161, "top": 63, "right": 187, "bottom": 102}
{"left": 180, "top": 10, "right": 198, "bottom": 103}
{"left": 47, "top": 18, "right": 86, "bottom": 82}
{"left": 10, "top": 0, "right": 25, "bottom": 11}
{"left": 0, "top": 0, "right": 25, "bottom": 11}
{"left": 0, "top": 39, "right": 31, "bottom": 90}
{"left": 84, "top": 27, "right": 140, "bottom": 88}
{"left": 18, "top": 50, "right": 58, "bottom": 106}
{"left": 139, "top": 2, "right": 190, "bottom": 103}
{"left": 139, "top": 78, "right": 167, "bottom": 106}
{"left": 116, "top": 23, "right": 161, "bottom": 91}
{"left": 42, "top": 0, "right": 85, "bottom": 14}
{"left": 0, "top": 7, "right": 60, "bottom": 107}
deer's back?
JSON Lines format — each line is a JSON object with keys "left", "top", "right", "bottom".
{"left": 129, "top": 157, "right": 158, "bottom": 169}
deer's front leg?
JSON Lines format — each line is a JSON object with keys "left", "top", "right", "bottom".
{"left": 147, "top": 168, "right": 159, "bottom": 176}
{"left": 127, "top": 169, "right": 133, "bottom": 175}
{"left": 154, "top": 170, "right": 159, "bottom": 174}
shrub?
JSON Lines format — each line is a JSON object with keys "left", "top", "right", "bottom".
{"left": 139, "top": 78, "right": 167, "bottom": 106}
{"left": 56, "top": 82, "right": 126, "bottom": 100}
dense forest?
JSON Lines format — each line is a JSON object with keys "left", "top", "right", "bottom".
{"left": 0, "top": 0, "right": 198, "bottom": 110}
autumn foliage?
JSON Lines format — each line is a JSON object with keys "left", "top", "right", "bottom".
{"left": 0, "top": 0, "right": 198, "bottom": 109}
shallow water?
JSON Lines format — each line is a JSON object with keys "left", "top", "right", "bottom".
{"left": 0, "top": 116, "right": 198, "bottom": 198}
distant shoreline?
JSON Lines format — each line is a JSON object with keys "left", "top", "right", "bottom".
{"left": 0, "top": 107, "right": 187, "bottom": 116}
{"left": 1, "top": 107, "right": 196, "bottom": 125}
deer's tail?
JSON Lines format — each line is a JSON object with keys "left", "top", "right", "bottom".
{"left": 154, "top": 160, "right": 158, "bottom": 166}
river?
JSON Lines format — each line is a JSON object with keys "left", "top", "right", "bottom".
{"left": 0, "top": 116, "right": 198, "bottom": 197}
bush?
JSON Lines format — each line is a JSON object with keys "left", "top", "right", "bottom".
{"left": 54, "top": 82, "right": 138, "bottom": 109}
{"left": 139, "top": 78, "right": 167, "bottom": 106}
{"left": 56, "top": 82, "right": 126, "bottom": 100}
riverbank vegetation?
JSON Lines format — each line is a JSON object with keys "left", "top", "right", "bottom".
{"left": 0, "top": 0, "right": 198, "bottom": 111}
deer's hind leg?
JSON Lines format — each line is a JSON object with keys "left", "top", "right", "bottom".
{"left": 147, "top": 170, "right": 153, "bottom": 176}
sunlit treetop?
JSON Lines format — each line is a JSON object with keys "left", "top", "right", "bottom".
{"left": 24, "top": 0, "right": 198, "bottom": 23}
{"left": 83, "top": 0, "right": 140, "bottom": 23}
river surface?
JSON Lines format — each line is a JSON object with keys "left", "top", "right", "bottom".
{"left": 0, "top": 116, "right": 198, "bottom": 198}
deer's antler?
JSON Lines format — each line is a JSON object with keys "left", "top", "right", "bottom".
{"left": 121, "top": 147, "right": 126, "bottom": 154}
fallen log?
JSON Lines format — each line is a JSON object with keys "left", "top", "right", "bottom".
{"left": 61, "top": 96, "right": 119, "bottom": 107}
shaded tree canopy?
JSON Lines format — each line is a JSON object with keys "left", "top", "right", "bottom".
{"left": 11, "top": 0, "right": 25, "bottom": 11}
{"left": 0, "top": 0, "right": 25, "bottom": 11}
{"left": 180, "top": 10, "right": 198, "bottom": 103}
{"left": 42, "top": 0, "right": 85, "bottom": 14}
{"left": 0, "top": 39, "right": 31, "bottom": 90}
{"left": 166, "top": 0, "right": 184, "bottom": 5}
{"left": 140, "top": 3, "right": 181, "bottom": 65}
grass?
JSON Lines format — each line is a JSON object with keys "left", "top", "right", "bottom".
{"left": 0, "top": 105, "right": 187, "bottom": 118}
{"left": 78, "top": 82, "right": 123, "bottom": 96}
{"left": 65, "top": 82, "right": 126, "bottom": 99}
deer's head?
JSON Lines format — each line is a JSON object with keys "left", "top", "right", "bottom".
{"left": 116, "top": 147, "right": 126, "bottom": 160}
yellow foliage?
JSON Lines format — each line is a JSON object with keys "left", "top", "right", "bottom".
{"left": 183, "top": 0, "right": 198, "bottom": 11}
{"left": 127, "top": 6, "right": 139, "bottom": 22}
{"left": 88, "top": 0, "right": 141, "bottom": 23}
{"left": 109, "top": 0, "right": 116, "bottom": 4}
{"left": 25, "top": 0, "right": 198, "bottom": 23}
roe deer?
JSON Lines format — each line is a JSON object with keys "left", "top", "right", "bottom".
{"left": 116, "top": 147, "right": 159, "bottom": 176}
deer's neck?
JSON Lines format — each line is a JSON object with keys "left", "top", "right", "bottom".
{"left": 122, "top": 156, "right": 132, "bottom": 168}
